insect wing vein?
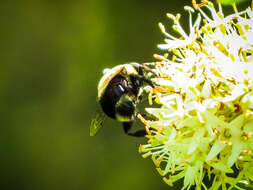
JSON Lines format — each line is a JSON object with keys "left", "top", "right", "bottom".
{"left": 90, "top": 112, "right": 106, "bottom": 136}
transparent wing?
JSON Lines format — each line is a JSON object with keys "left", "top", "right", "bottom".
{"left": 90, "top": 111, "right": 106, "bottom": 136}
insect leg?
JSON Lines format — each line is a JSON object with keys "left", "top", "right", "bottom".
{"left": 130, "top": 74, "right": 154, "bottom": 88}
{"left": 122, "top": 122, "right": 147, "bottom": 137}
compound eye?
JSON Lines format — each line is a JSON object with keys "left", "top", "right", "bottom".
{"left": 114, "top": 84, "right": 125, "bottom": 97}
{"left": 118, "top": 84, "right": 125, "bottom": 92}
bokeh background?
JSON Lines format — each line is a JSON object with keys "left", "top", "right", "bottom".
{"left": 0, "top": 1, "right": 250, "bottom": 190}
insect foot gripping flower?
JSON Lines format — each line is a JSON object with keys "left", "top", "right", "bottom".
{"left": 138, "top": 1, "right": 253, "bottom": 190}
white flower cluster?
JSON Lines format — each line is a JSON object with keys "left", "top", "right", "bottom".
{"left": 139, "top": 1, "right": 253, "bottom": 190}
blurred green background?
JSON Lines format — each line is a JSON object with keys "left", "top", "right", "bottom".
{"left": 0, "top": 1, "right": 250, "bottom": 190}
